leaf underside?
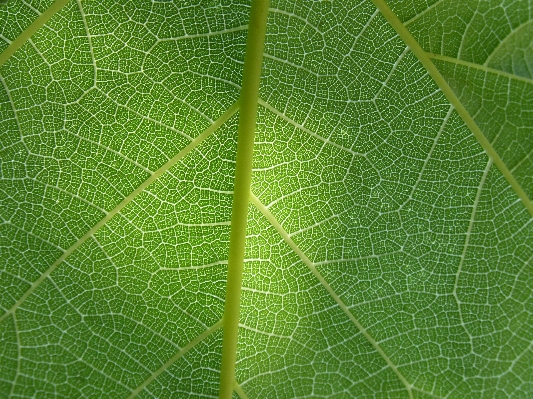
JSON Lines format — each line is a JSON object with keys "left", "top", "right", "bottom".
{"left": 1, "top": 0, "right": 532, "bottom": 398}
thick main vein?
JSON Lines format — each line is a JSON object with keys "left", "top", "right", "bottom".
{"left": 249, "top": 192, "right": 415, "bottom": 399}
{"left": 218, "top": 1, "right": 269, "bottom": 398}
{"left": 0, "top": 0, "right": 70, "bottom": 67}
{"left": 0, "top": 102, "right": 239, "bottom": 324}
{"left": 372, "top": 0, "right": 533, "bottom": 218}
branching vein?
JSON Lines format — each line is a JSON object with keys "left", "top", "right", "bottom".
{"left": 0, "top": 101, "right": 239, "bottom": 324}
{"left": 249, "top": 191, "right": 415, "bottom": 399}
{"left": 372, "top": 0, "right": 533, "bottom": 218}
{"left": 126, "top": 319, "right": 223, "bottom": 399}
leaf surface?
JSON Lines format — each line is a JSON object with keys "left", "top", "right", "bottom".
{"left": 1, "top": 0, "right": 532, "bottom": 398}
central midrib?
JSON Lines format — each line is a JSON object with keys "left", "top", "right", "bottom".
{"left": 218, "top": 0, "right": 270, "bottom": 398}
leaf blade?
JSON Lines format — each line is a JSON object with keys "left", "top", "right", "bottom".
{"left": 1, "top": 0, "right": 532, "bottom": 397}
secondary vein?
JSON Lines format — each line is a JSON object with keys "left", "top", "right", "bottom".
{"left": 428, "top": 53, "right": 533, "bottom": 85}
{"left": 249, "top": 191, "right": 415, "bottom": 399}
{"left": 233, "top": 380, "right": 250, "bottom": 399}
{"left": 126, "top": 319, "right": 223, "bottom": 399}
{"left": 0, "top": 102, "right": 239, "bottom": 324}
{"left": 371, "top": 0, "right": 533, "bottom": 218}
{"left": 0, "top": 0, "right": 70, "bottom": 67}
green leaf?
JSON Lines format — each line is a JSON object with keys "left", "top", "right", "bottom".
{"left": 1, "top": 0, "right": 532, "bottom": 398}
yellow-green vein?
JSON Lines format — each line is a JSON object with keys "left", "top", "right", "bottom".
{"left": 0, "top": 0, "right": 70, "bottom": 68}
{"left": 403, "top": 0, "right": 445, "bottom": 26}
{"left": 0, "top": 101, "right": 239, "bottom": 324}
{"left": 8, "top": 312, "right": 21, "bottom": 398}
{"left": 428, "top": 53, "right": 533, "bottom": 85}
{"left": 453, "top": 158, "right": 493, "bottom": 352}
{"left": 373, "top": 0, "right": 533, "bottom": 218}
{"left": 485, "top": 19, "right": 533, "bottom": 68}
{"left": 411, "top": 386, "right": 445, "bottom": 399}
{"left": 234, "top": 381, "right": 250, "bottom": 399}
{"left": 218, "top": 1, "right": 269, "bottom": 397}
{"left": 126, "top": 319, "right": 223, "bottom": 399}
{"left": 249, "top": 192, "right": 415, "bottom": 399}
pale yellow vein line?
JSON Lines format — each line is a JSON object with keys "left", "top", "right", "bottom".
{"left": 509, "top": 336, "right": 533, "bottom": 375}
{"left": 403, "top": 0, "right": 445, "bottom": 26}
{"left": 9, "top": 312, "right": 21, "bottom": 397}
{"left": 157, "top": 25, "right": 249, "bottom": 42}
{"left": 0, "top": 0, "right": 70, "bottom": 67}
{"left": 76, "top": 0, "right": 96, "bottom": 88}
{"left": 411, "top": 386, "right": 445, "bottom": 399}
{"left": 126, "top": 319, "right": 223, "bottom": 399}
{"left": 249, "top": 192, "right": 414, "bottom": 399}
{"left": 373, "top": 0, "right": 533, "bottom": 218}
{"left": 0, "top": 101, "right": 239, "bottom": 324}
{"left": 234, "top": 381, "right": 250, "bottom": 399}
{"left": 0, "top": 74, "right": 22, "bottom": 137}
{"left": 485, "top": 19, "right": 533, "bottom": 66}
{"left": 95, "top": 87, "right": 194, "bottom": 141}
{"left": 453, "top": 158, "right": 492, "bottom": 351}
{"left": 428, "top": 53, "right": 533, "bottom": 85}
{"left": 258, "top": 98, "right": 363, "bottom": 157}
{"left": 1, "top": 221, "right": 62, "bottom": 257}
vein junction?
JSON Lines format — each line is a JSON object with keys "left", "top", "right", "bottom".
{"left": 249, "top": 191, "right": 415, "bottom": 399}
